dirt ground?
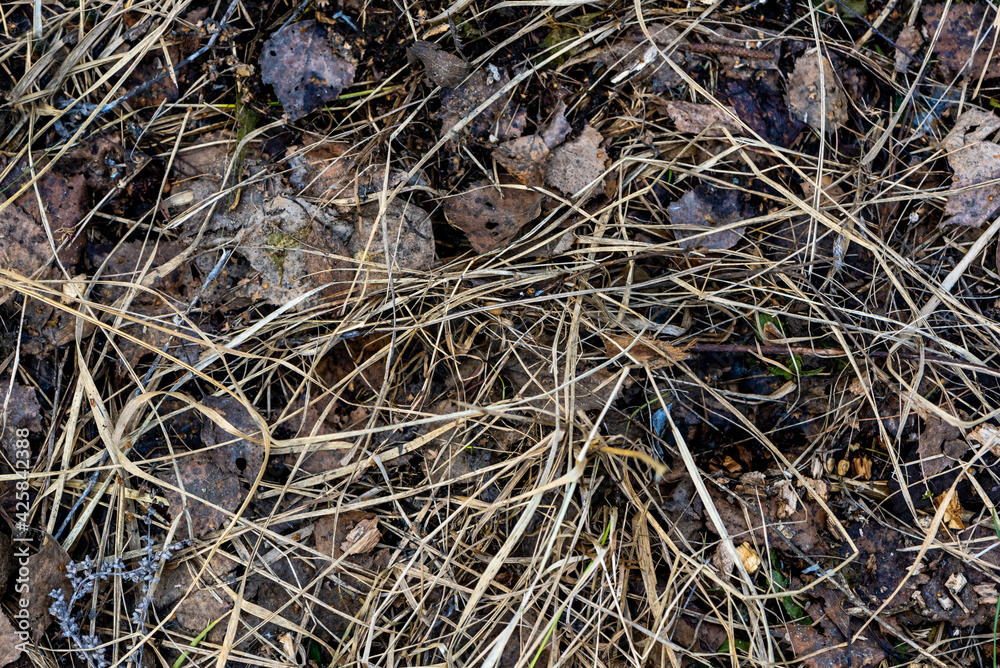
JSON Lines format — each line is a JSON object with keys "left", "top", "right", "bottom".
{"left": 2, "top": 0, "right": 1000, "bottom": 666}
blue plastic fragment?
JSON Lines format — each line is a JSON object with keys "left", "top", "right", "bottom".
{"left": 651, "top": 408, "right": 669, "bottom": 437}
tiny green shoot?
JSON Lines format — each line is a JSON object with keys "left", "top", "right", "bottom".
{"left": 171, "top": 616, "right": 223, "bottom": 668}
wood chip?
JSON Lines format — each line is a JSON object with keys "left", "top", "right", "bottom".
{"left": 342, "top": 517, "right": 381, "bottom": 555}
{"left": 736, "top": 543, "right": 761, "bottom": 574}
{"left": 934, "top": 492, "right": 966, "bottom": 530}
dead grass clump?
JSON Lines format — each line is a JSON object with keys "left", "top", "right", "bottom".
{"left": 3, "top": 1, "right": 1000, "bottom": 667}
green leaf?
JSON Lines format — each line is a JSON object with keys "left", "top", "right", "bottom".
{"left": 538, "top": 25, "right": 578, "bottom": 67}
{"left": 754, "top": 313, "right": 784, "bottom": 341}
{"left": 768, "top": 354, "right": 823, "bottom": 379}
{"left": 718, "top": 636, "right": 751, "bottom": 653}
{"left": 534, "top": 11, "right": 603, "bottom": 67}
{"left": 767, "top": 552, "right": 812, "bottom": 624}
{"left": 781, "top": 595, "right": 812, "bottom": 623}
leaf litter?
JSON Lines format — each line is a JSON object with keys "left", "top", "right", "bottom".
{"left": 408, "top": 40, "right": 471, "bottom": 87}
{"left": 444, "top": 178, "right": 544, "bottom": 253}
{"left": 8, "top": 2, "right": 1000, "bottom": 667}
{"left": 544, "top": 124, "right": 608, "bottom": 197}
{"left": 259, "top": 20, "right": 358, "bottom": 121}
{"left": 668, "top": 184, "right": 748, "bottom": 250}
{"left": 660, "top": 100, "right": 744, "bottom": 136}
{"left": 922, "top": 3, "right": 1000, "bottom": 79}
{"left": 448, "top": 115, "right": 606, "bottom": 252}
{"left": 786, "top": 49, "right": 849, "bottom": 134}
{"left": 940, "top": 109, "right": 1000, "bottom": 226}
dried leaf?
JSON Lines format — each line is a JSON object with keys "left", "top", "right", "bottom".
{"left": 786, "top": 49, "right": 848, "bottom": 134}
{"left": 200, "top": 396, "right": 265, "bottom": 482}
{"left": 342, "top": 517, "right": 380, "bottom": 555}
{"left": 785, "top": 613, "right": 884, "bottom": 668}
{"left": 668, "top": 186, "right": 747, "bottom": 250}
{"left": 974, "top": 583, "right": 998, "bottom": 604}
{"left": 155, "top": 561, "right": 232, "bottom": 643}
{"left": 245, "top": 558, "right": 336, "bottom": 639}
{"left": 0, "top": 379, "right": 41, "bottom": 465}
{"left": 946, "top": 572, "right": 968, "bottom": 595}
{"left": 0, "top": 612, "right": 22, "bottom": 667}
{"left": 544, "top": 125, "right": 607, "bottom": 196}
{"left": 438, "top": 70, "right": 524, "bottom": 142}
{"left": 279, "top": 633, "right": 297, "bottom": 662}
{"left": 895, "top": 25, "right": 923, "bottom": 73}
{"left": 540, "top": 101, "right": 571, "bottom": 149}
{"left": 236, "top": 195, "right": 355, "bottom": 307}
{"left": 350, "top": 200, "right": 435, "bottom": 271}
{"left": 759, "top": 319, "right": 783, "bottom": 341}
{"left": 493, "top": 135, "right": 549, "bottom": 186}
{"left": 917, "top": 415, "right": 964, "bottom": 479}
{"left": 63, "top": 134, "right": 126, "bottom": 192}
{"left": 165, "top": 453, "right": 244, "bottom": 538}
{"left": 969, "top": 422, "right": 1000, "bottom": 455}
{"left": 315, "top": 510, "right": 385, "bottom": 571}
{"left": 285, "top": 140, "right": 363, "bottom": 200}
{"left": 922, "top": 3, "right": 1000, "bottom": 79}
{"left": 712, "top": 542, "right": 736, "bottom": 576}
{"left": 719, "top": 455, "right": 742, "bottom": 474}
{"left": 934, "top": 492, "right": 966, "bottom": 530}
{"left": 797, "top": 586, "right": 887, "bottom": 666}
{"left": 603, "top": 333, "right": 689, "bottom": 368}
{"left": 27, "top": 535, "right": 72, "bottom": 641}
{"left": 260, "top": 21, "right": 357, "bottom": 121}
{"left": 408, "top": 40, "right": 470, "bottom": 87}
{"left": 0, "top": 159, "right": 88, "bottom": 286}
{"left": 725, "top": 70, "right": 803, "bottom": 147}
{"left": 285, "top": 140, "right": 417, "bottom": 204}
{"left": 852, "top": 456, "right": 872, "bottom": 480}
{"left": 660, "top": 101, "right": 743, "bottom": 136}
{"left": 940, "top": 110, "right": 1000, "bottom": 227}
{"left": 671, "top": 614, "right": 729, "bottom": 655}
{"left": 799, "top": 477, "right": 829, "bottom": 502}
{"left": 444, "top": 179, "right": 543, "bottom": 253}
{"left": 774, "top": 480, "right": 799, "bottom": 519}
